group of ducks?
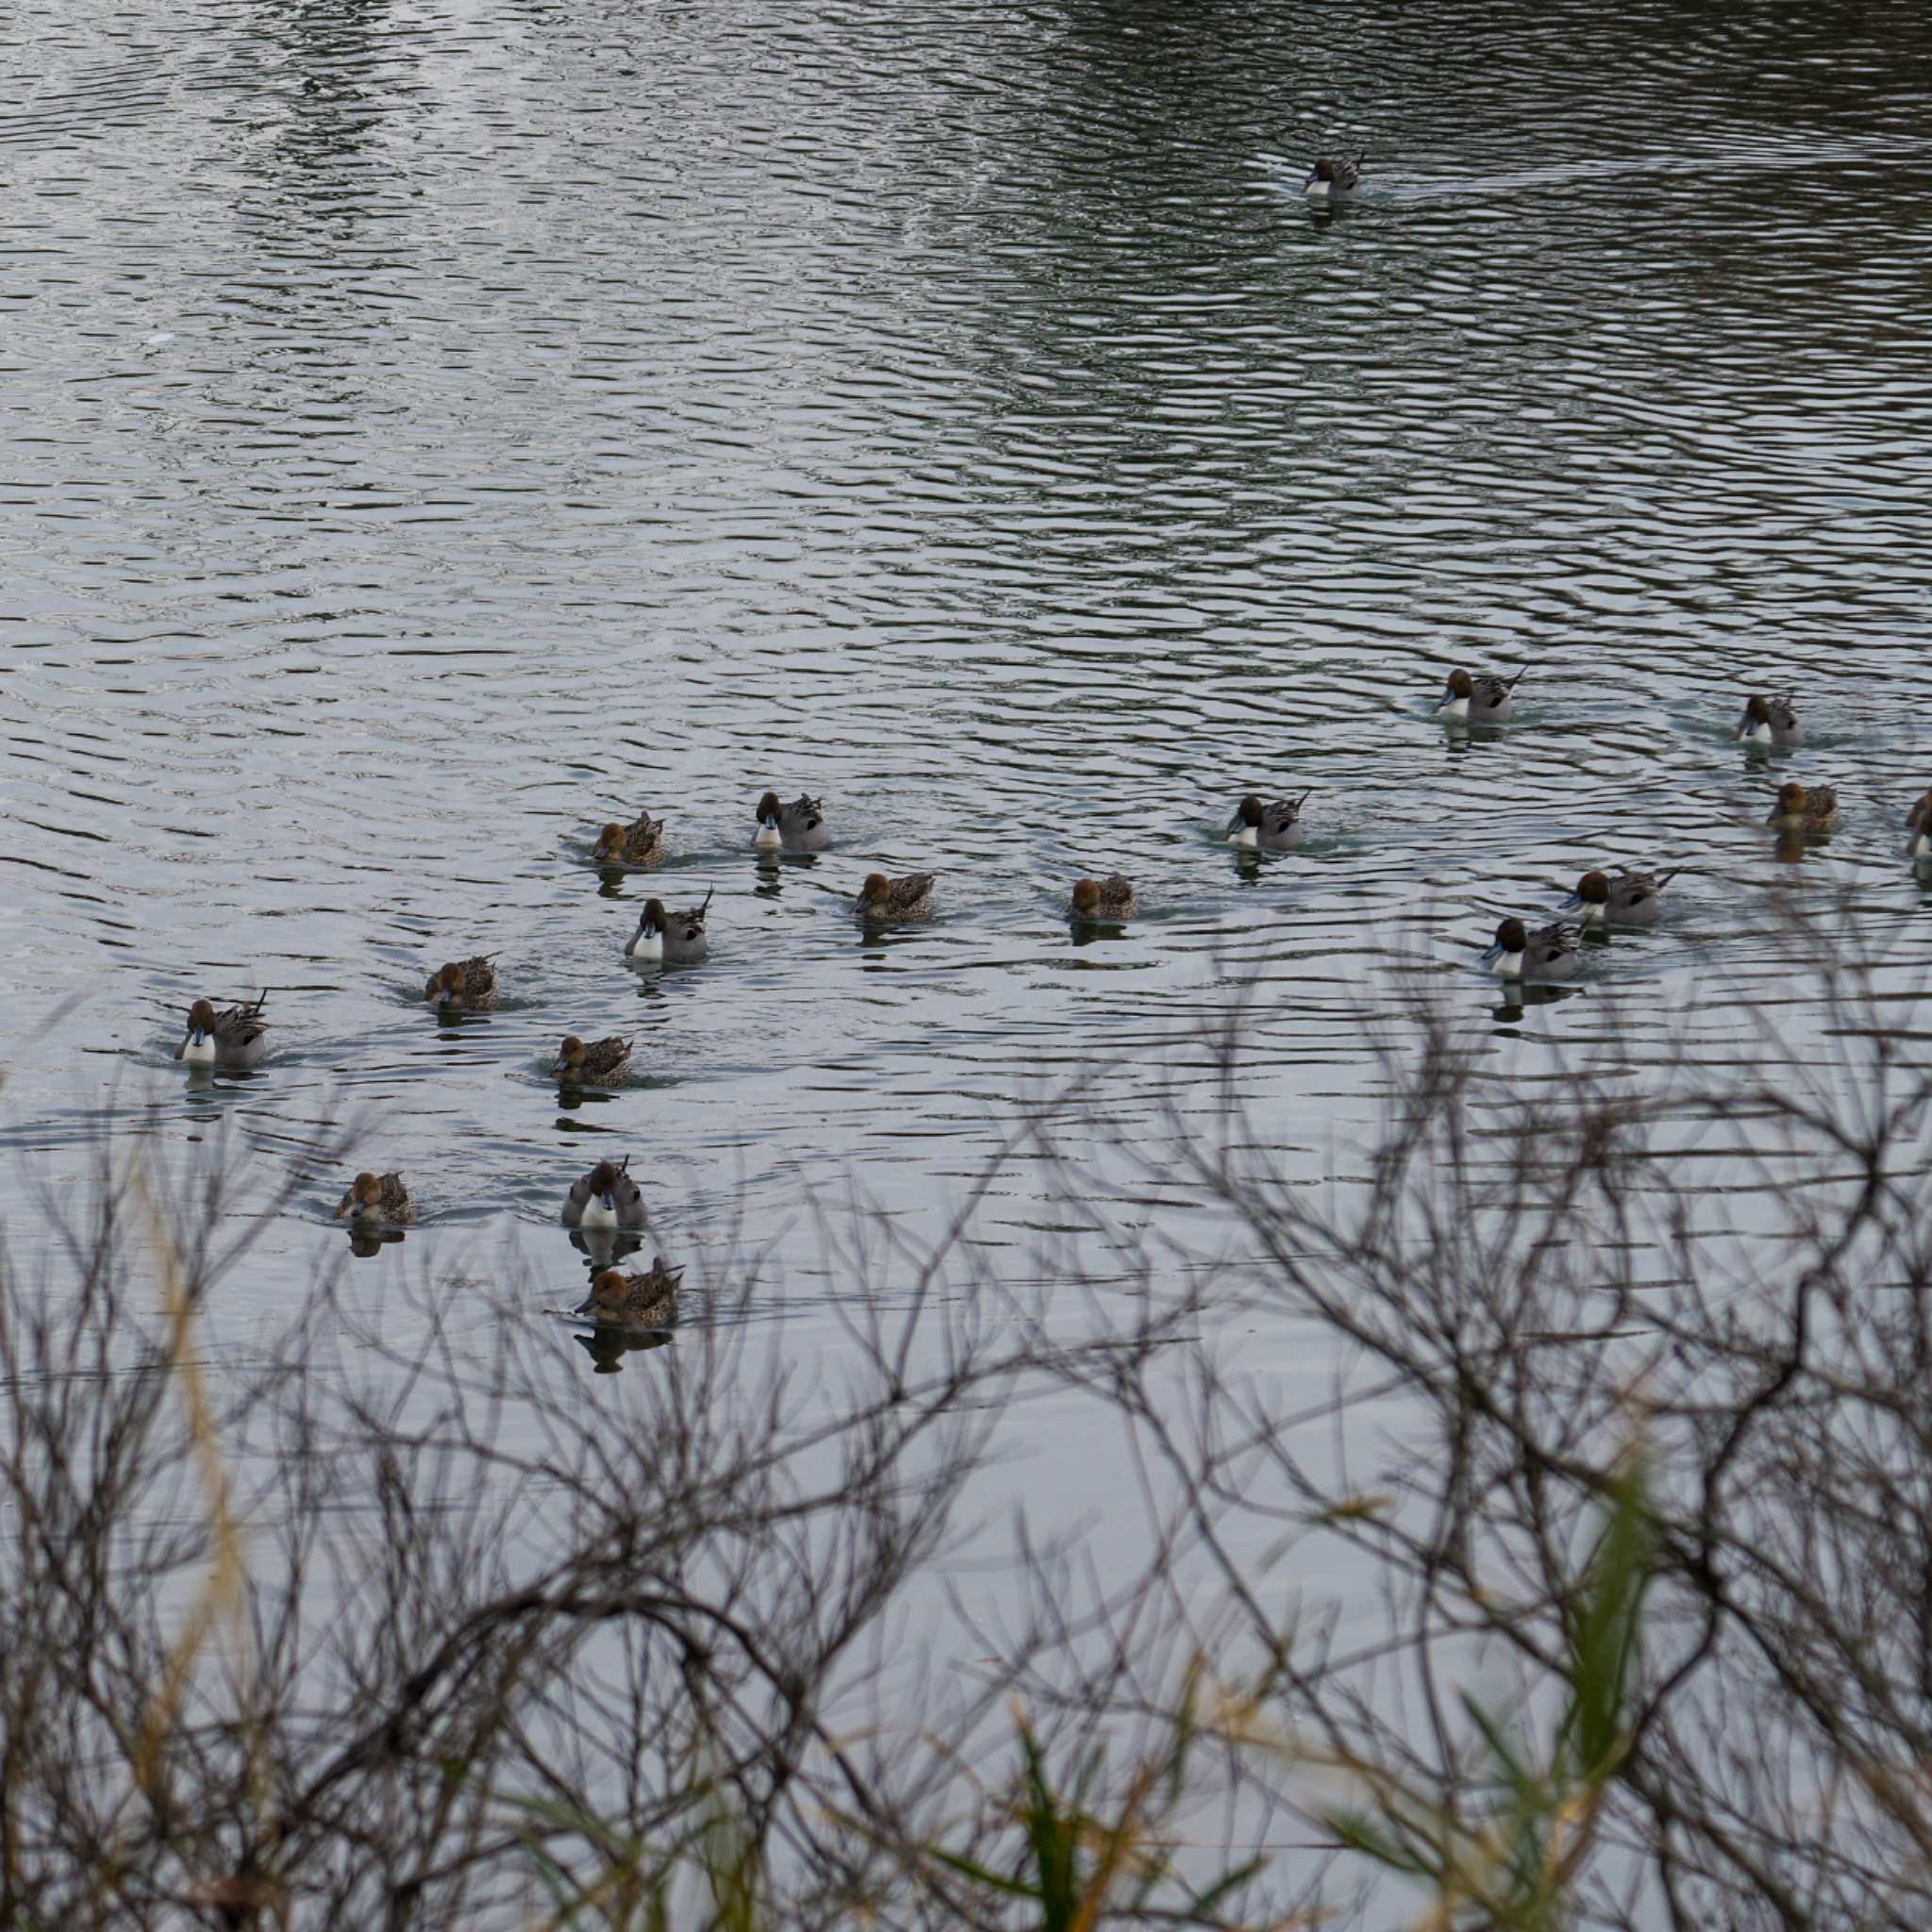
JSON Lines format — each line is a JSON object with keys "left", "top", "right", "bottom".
{"left": 171, "top": 667, "right": 1904, "bottom": 1334}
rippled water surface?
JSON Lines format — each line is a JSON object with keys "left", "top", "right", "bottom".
{"left": 6, "top": 0, "right": 1932, "bottom": 1541}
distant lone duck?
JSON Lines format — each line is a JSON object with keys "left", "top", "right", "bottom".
{"left": 1225, "top": 792, "right": 1309, "bottom": 851}
{"left": 1437, "top": 667, "right": 1524, "bottom": 725}
{"left": 625, "top": 891, "right": 711, "bottom": 965}
{"left": 333, "top": 1171, "right": 415, "bottom": 1225}
{"left": 553, "top": 1034, "right": 633, "bottom": 1083}
{"left": 855, "top": 872, "right": 936, "bottom": 921}
{"left": 1766, "top": 782, "right": 1840, "bottom": 834}
{"left": 575, "top": 1260, "right": 683, "bottom": 1329}
{"left": 1736, "top": 693, "right": 1802, "bottom": 750}
{"left": 1304, "top": 152, "right": 1363, "bottom": 199}
{"left": 1907, "top": 791, "right": 1932, "bottom": 859}
{"left": 592, "top": 810, "right": 666, "bottom": 867}
{"left": 753, "top": 791, "right": 829, "bottom": 854}
{"left": 1483, "top": 917, "right": 1581, "bottom": 981}
{"left": 562, "top": 1158, "right": 647, "bottom": 1231}
{"left": 176, "top": 994, "right": 269, "bottom": 1070}
{"left": 1571, "top": 868, "right": 1676, "bottom": 927}
{"left": 425, "top": 956, "right": 499, "bottom": 1009}
{"left": 1070, "top": 876, "right": 1139, "bottom": 922}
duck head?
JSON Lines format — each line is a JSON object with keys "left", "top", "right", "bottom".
{"left": 1437, "top": 668, "right": 1475, "bottom": 713}
{"left": 589, "top": 1268, "right": 630, "bottom": 1312}
{"left": 858, "top": 873, "right": 891, "bottom": 908}
{"left": 1738, "top": 693, "right": 1773, "bottom": 741}
{"left": 1775, "top": 781, "right": 1808, "bottom": 816}
{"left": 1071, "top": 879, "right": 1102, "bottom": 916}
{"left": 754, "top": 791, "right": 783, "bottom": 849}
{"left": 1226, "top": 795, "right": 1265, "bottom": 843}
{"left": 625, "top": 900, "right": 667, "bottom": 959}
{"left": 592, "top": 822, "right": 627, "bottom": 862}
{"left": 335, "top": 1171, "right": 384, "bottom": 1218}
{"left": 1482, "top": 917, "right": 1528, "bottom": 975}
{"left": 178, "top": 998, "right": 218, "bottom": 1064}
{"left": 554, "top": 1035, "right": 586, "bottom": 1076}
{"left": 1574, "top": 871, "right": 1612, "bottom": 916}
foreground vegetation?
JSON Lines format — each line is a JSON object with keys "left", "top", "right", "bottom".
{"left": 5, "top": 908, "right": 1932, "bottom": 1927}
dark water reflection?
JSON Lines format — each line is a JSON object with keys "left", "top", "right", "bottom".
{"left": 3, "top": 0, "right": 1932, "bottom": 1503}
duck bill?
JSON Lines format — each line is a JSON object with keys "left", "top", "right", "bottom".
{"left": 551, "top": 1060, "right": 572, "bottom": 1077}
{"left": 600, "top": 1191, "right": 616, "bottom": 1216}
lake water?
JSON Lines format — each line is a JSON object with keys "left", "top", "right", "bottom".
{"left": 5, "top": 0, "right": 1932, "bottom": 1644}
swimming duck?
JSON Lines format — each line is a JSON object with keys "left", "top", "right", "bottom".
{"left": 1304, "top": 153, "right": 1363, "bottom": 199}
{"left": 753, "top": 791, "right": 829, "bottom": 854}
{"left": 425, "top": 956, "right": 499, "bottom": 1009}
{"left": 1225, "top": 793, "right": 1309, "bottom": 851}
{"left": 575, "top": 1260, "right": 682, "bottom": 1329}
{"left": 176, "top": 994, "right": 270, "bottom": 1069}
{"left": 1765, "top": 782, "right": 1840, "bottom": 833}
{"left": 1482, "top": 918, "right": 1581, "bottom": 981}
{"left": 553, "top": 1034, "right": 633, "bottom": 1083}
{"left": 1571, "top": 868, "right": 1676, "bottom": 927}
{"left": 1736, "top": 693, "right": 1802, "bottom": 750}
{"left": 1070, "top": 876, "right": 1139, "bottom": 922}
{"left": 625, "top": 891, "right": 711, "bottom": 964}
{"left": 855, "top": 872, "right": 935, "bottom": 921}
{"left": 592, "top": 810, "right": 666, "bottom": 867}
{"left": 1907, "top": 791, "right": 1932, "bottom": 858}
{"left": 332, "top": 1171, "right": 415, "bottom": 1225}
{"left": 1437, "top": 667, "right": 1524, "bottom": 724}
{"left": 561, "top": 1158, "right": 647, "bottom": 1231}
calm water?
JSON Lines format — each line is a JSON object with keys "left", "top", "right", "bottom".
{"left": 5, "top": 0, "right": 1932, "bottom": 1584}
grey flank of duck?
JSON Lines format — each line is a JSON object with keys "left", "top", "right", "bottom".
{"left": 333, "top": 1170, "right": 415, "bottom": 1225}
{"left": 553, "top": 1034, "right": 633, "bottom": 1083}
{"left": 176, "top": 994, "right": 270, "bottom": 1069}
{"left": 592, "top": 810, "right": 666, "bottom": 868}
{"left": 753, "top": 791, "right": 829, "bottom": 854}
{"left": 1483, "top": 917, "right": 1581, "bottom": 982}
{"left": 1571, "top": 868, "right": 1676, "bottom": 928}
{"left": 1766, "top": 781, "right": 1840, "bottom": 834}
{"left": 1070, "top": 875, "right": 1139, "bottom": 922}
{"left": 855, "top": 872, "right": 935, "bottom": 922}
{"left": 625, "top": 891, "right": 711, "bottom": 964}
{"left": 425, "top": 956, "right": 499, "bottom": 1009}
{"left": 562, "top": 1157, "right": 647, "bottom": 1231}
{"left": 1225, "top": 792, "right": 1308, "bottom": 852}
{"left": 1736, "top": 692, "right": 1802, "bottom": 750}
{"left": 1304, "top": 152, "right": 1363, "bottom": 199}
{"left": 1437, "top": 666, "right": 1524, "bottom": 724}
{"left": 575, "top": 1260, "right": 683, "bottom": 1330}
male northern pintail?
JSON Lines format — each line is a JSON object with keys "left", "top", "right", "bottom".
{"left": 176, "top": 994, "right": 269, "bottom": 1070}
{"left": 553, "top": 1034, "right": 632, "bottom": 1083}
{"left": 1482, "top": 917, "right": 1582, "bottom": 981}
{"left": 1225, "top": 792, "right": 1309, "bottom": 851}
{"left": 425, "top": 956, "right": 499, "bottom": 1009}
{"left": 575, "top": 1260, "right": 682, "bottom": 1329}
{"left": 1071, "top": 876, "right": 1139, "bottom": 922}
{"left": 1570, "top": 868, "right": 1676, "bottom": 927}
{"left": 1908, "top": 791, "right": 1932, "bottom": 859}
{"left": 592, "top": 809, "right": 666, "bottom": 868}
{"left": 1766, "top": 782, "right": 1840, "bottom": 833}
{"left": 855, "top": 872, "right": 935, "bottom": 921}
{"left": 1736, "top": 693, "right": 1802, "bottom": 750}
{"left": 1304, "top": 152, "right": 1363, "bottom": 199}
{"left": 561, "top": 1157, "right": 647, "bottom": 1231}
{"left": 333, "top": 1171, "right": 414, "bottom": 1225}
{"left": 1437, "top": 667, "right": 1524, "bottom": 724}
{"left": 624, "top": 891, "right": 711, "bottom": 964}
{"left": 754, "top": 791, "right": 829, "bottom": 854}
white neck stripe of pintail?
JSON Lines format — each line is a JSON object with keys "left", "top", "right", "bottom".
{"left": 1229, "top": 825, "right": 1257, "bottom": 847}
{"left": 1439, "top": 695, "right": 1469, "bottom": 719}
{"left": 1917, "top": 831, "right": 1932, "bottom": 858}
{"left": 181, "top": 1033, "right": 215, "bottom": 1064}
{"left": 753, "top": 823, "right": 780, "bottom": 849}
{"left": 1741, "top": 720, "right": 1770, "bottom": 742}
{"left": 626, "top": 929, "right": 663, "bottom": 960}
{"left": 580, "top": 1194, "right": 618, "bottom": 1229}
{"left": 1491, "top": 949, "right": 1525, "bottom": 977}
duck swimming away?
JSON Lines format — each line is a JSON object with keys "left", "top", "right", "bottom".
{"left": 333, "top": 1171, "right": 414, "bottom": 1224}
{"left": 575, "top": 1260, "right": 683, "bottom": 1329}
{"left": 1304, "top": 152, "right": 1363, "bottom": 199}
{"left": 562, "top": 1158, "right": 647, "bottom": 1231}
{"left": 176, "top": 994, "right": 269, "bottom": 1069}
{"left": 753, "top": 791, "right": 828, "bottom": 854}
{"left": 1226, "top": 793, "right": 1309, "bottom": 851}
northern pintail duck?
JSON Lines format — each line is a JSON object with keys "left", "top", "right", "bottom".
{"left": 1736, "top": 692, "right": 1802, "bottom": 750}
{"left": 592, "top": 810, "right": 666, "bottom": 868}
{"left": 333, "top": 1170, "right": 415, "bottom": 1225}
{"left": 176, "top": 994, "right": 269, "bottom": 1069}
{"left": 1225, "top": 792, "right": 1308, "bottom": 851}
{"left": 425, "top": 956, "right": 499, "bottom": 1009}
{"left": 1765, "top": 781, "right": 1840, "bottom": 834}
{"left": 855, "top": 872, "right": 935, "bottom": 922}
{"left": 561, "top": 1157, "right": 647, "bottom": 1231}
{"left": 1571, "top": 868, "right": 1676, "bottom": 927}
{"left": 1907, "top": 791, "right": 1932, "bottom": 859}
{"left": 754, "top": 791, "right": 829, "bottom": 854}
{"left": 553, "top": 1034, "right": 632, "bottom": 1083}
{"left": 1437, "top": 667, "right": 1524, "bottom": 724}
{"left": 1482, "top": 917, "right": 1581, "bottom": 981}
{"left": 1304, "top": 152, "right": 1363, "bottom": 199}
{"left": 625, "top": 891, "right": 711, "bottom": 964}
{"left": 575, "top": 1260, "right": 683, "bottom": 1329}
{"left": 1070, "top": 875, "right": 1139, "bottom": 922}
